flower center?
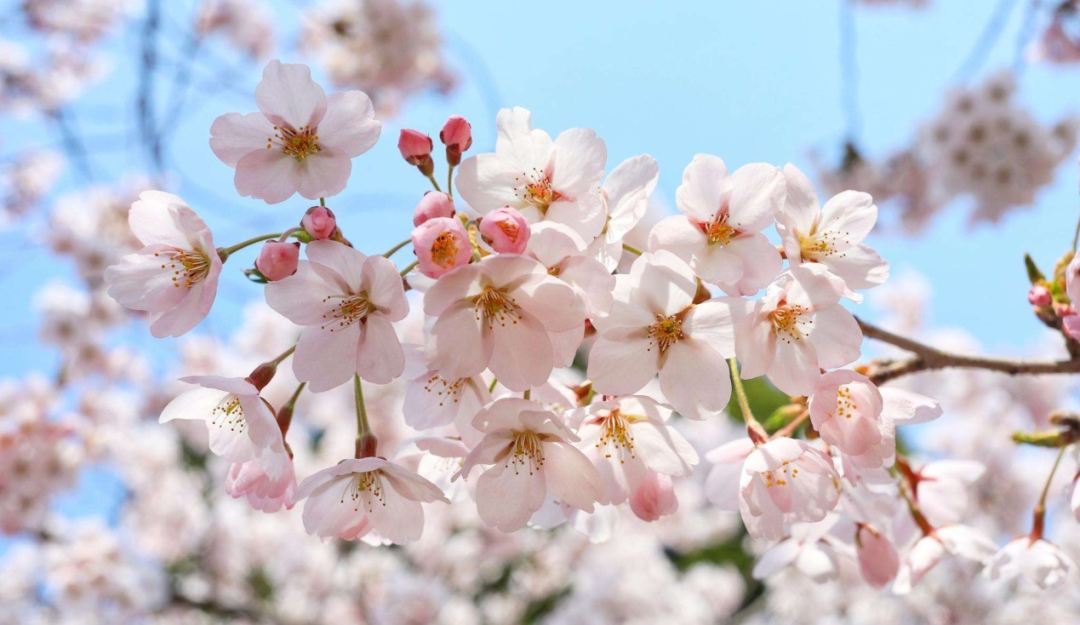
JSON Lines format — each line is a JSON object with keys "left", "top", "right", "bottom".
{"left": 473, "top": 286, "right": 521, "bottom": 329}
{"left": 507, "top": 430, "right": 545, "bottom": 475}
{"left": 155, "top": 249, "right": 211, "bottom": 289}
{"left": 761, "top": 460, "right": 799, "bottom": 487}
{"left": 497, "top": 219, "right": 520, "bottom": 240}
{"left": 342, "top": 471, "right": 385, "bottom": 513}
{"left": 648, "top": 313, "right": 684, "bottom": 355}
{"left": 514, "top": 167, "right": 561, "bottom": 211}
{"left": 422, "top": 373, "right": 467, "bottom": 408}
{"left": 210, "top": 394, "right": 246, "bottom": 433}
{"left": 768, "top": 301, "right": 810, "bottom": 343}
{"left": 596, "top": 409, "right": 638, "bottom": 463}
{"left": 321, "top": 292, "right": 375, "bottom": 332}
{"left": 267, "top": 124, "right": 321, "bottom": 161}
{"left": 833, "top": 385, "right": 858, "bottom": 419}
{"left": 700, "top": 214, "right": 738, "bottom": 246}
{"left": 430, "top": 231, "right": 461, "bottom": 268}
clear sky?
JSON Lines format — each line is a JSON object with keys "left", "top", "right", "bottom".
{"left": 4, "top": 0, "right": 1080, "bottom": 379}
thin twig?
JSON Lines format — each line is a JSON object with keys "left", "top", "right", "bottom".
{"left": 857, "top": 316, "right": 1080, "bottom": 384}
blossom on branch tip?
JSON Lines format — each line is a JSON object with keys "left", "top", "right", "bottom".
{"left": 210, "top": 59, "right": 381, "bottom": 203}
{"left": 255, "top": 240, "right": 300, "bottom": 281}
{"left": 104, "top": 191, "right": 221, "bottom": 338}
{"left": 738, "top": 438, "right": 841, "bottom": 541}
{"left": 411, "top": 216, "right": 472, "bottom": 279}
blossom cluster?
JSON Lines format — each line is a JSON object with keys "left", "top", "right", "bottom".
{"left": 94, "top": 57, "right": 1080, "bottom": 598}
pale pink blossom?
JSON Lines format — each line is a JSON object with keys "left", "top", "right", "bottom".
{"left": 411, "top": 216, "right": 472, "bottom": 279}
{"left": 159, "top": 375, "right": 284, "bottom": 467}
{"left": 704, "top": 437, "right": 756, "bottom": 511}
{"left": 778, "top": 164, "right": 889, "bottom": 301}
{"left": 809, "top": 370, "right": 942, "bottom": 468}
{"left": 738, "top": 438, "right": 841, "bottom": 540}
{"left": 255, "top": 240, "right": 299, "bottom": 281}
{"left": 225, "top": 451, "right": 296, "bottom": 513}
{"left": 455, "top": 107, "right": 608, "bottom": 239}
{"left": 731, "top": 264, "right": 862, "bottom": 396}
{"left": 301, "top": 205, "right": 337, "bottom": 239}
{"left": 587, "top": 251, "right": 736, "bottom": 420}
{"left": 104, "top": 191, "right": 222, "bottom": 338}
{"left": 856, "top": 523, "right": 900, "bottom": 588}
{"left": 402, "top": 369, "right": 491, "bottom": 434}
{"left": 210, "top": 60, "right": 381, "bottom": 204}
{"left": 458, "top": 398, "right": 604, "bottom": 532}
{"left": 265, "top": 241, "right": 408, "bottom": 391}
{"left": 592, "top": 154, "right": 659, "bottom": 270}
{"left": 292, "top": 457, "right": 448, "bottom": 544}
{"left": 423, "top": 255, "right": 584, "bottom": 391}
{"left": 567, "top": 395, "right": 698, "bottom": 506}
{"left": 628, "top": 470, "right": 679, "bottom": 522}
{"left": 893, "top": 524, "right": 997, "bottom": 594}
{"left": 649, "top": 154, "right": 784, "bottom": 295}
{"left": 752, "top": 516, "right": 842, "bottom": 583}
{"left": 987, "top": 537, "right": 1076, "bottom": 589}
{"left": 914, "top": 460, "right": 985, "bottom": 526}
{"left": 412, "top": 191, "right": 455, "bottom": 226}
{"left": 479, "top": 207, "right": 530, "bottom": 254}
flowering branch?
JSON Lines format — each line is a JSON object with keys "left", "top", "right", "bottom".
{"left": 856, "top": 316, "right": 1080, "bottom": 384}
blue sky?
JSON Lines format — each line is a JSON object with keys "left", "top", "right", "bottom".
{"left": 4, "top": 0, "right": 1080, "bottom": 379}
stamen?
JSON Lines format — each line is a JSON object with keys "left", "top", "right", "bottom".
{"left": 154, "top": 249, "right": 211, "bottom": 289}
{"left": 473, "top": 287, "right": 521, "bottom": 329}
{"left": 320, "top": 292, "right": 376, "bottom": 332}
{"left": 430, "top": 231, "right": 461, "bottom": 268}
{"left": 513, "top": 167, "right": 561, "bottom": 211}
{"left": 647, "top": 314, "right": 684, "bottom": 354}
{"left": 341, "top": 471, "right": 386, "bottom": 513}
{"left": 423, "top": 374, "right": 466, "bottom": 408}
{"left": 768, "top": 300, "right": 812, "bottom": 344}
{"left": 507, "top": 431, "right": 545, "bottom": 475}
{"left": 267, "top": 124, "right": 321, "bottom": 161}
{"left": 209, "top": 394, "right": 246, "bottom": 433}
{"left": 594, "top": 409, "right": 637, "bottom": 464}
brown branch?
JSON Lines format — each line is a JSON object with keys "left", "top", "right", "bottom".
{"left": 856, "top": 316, "right": 1080, "bottom": 384}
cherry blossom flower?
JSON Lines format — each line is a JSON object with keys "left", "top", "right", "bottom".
{"left": 752, "top": 516, "right": 842, "bottom": 583}
{"left": 159, "top": 375, "right": 284, "bottom": 467}
{"left": 455, "top": 107, "right": 608, "bottom": 239}
{"left": 265, "top": 241, "right": 408, "bottom": 391}
{"left": 587, "top": 251, "right": 736, "bottom": 420}
{"left": 478, "top": 207, "right": 530, "bottom": 254}
{"left": 591, "top": 154, "right": 659, "bottom": 270}
{"left": 778, "top": 164, "right": 889, "bottom": 301}
{"left": 893, "top": 524, "right": 997, "bottom": 594}
{"left": 402, "top": 369, "right": 491, "bottom": 435}
{"left": 738, "top": 438, "right": 841, "bottom": 540}
{"left": 411, "top": 216, "right": 473, "bottom": 279}
{"left": 210, "top": 60, "right": 381, "bottom": 204}
{"left": 423, "top": 254, "right": 584, "bottom": 391}
{"left": 704, "top": 437, "right": 756, "bottom": 511}
{"left": 731, "top": 264, "right": 862, "bottom": 396}
{"left": 292, "top": 457, "right": 448, "bottom": 544}
{"left": 225, "top": 450, "right": 296, "bottom": 513}
{"left": 986, "top": 537, "right": 1076, "bottom": 590}
{"left": 649, "top": 154, "right": 784, "bottom": 295}
{"left": 914, "top": 460, "right": 985, "bottom": 526}
{"left": 856, "top": 523, "right": 900, "bottom": 588}
{"left": 567, "top": 395, "right": 698, "bottom": 506}
{"left": 458, "top": 398, "right": 604, "bottom": 532}
{"left": 104, "top": 191, "right": 222, "bottom": 338}
{"left": 809, "top": 370, "right": 941, "bottom": 468}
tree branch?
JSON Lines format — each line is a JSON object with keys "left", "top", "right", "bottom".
{"left": 856, "top": 316, "right": 1080, "bottom": 384}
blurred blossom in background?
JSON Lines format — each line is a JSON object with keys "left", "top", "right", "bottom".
{"left": 3, "top": 0, "right": 1080, "bottom": 623}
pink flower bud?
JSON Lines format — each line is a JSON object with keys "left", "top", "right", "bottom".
{"left": 413, "top": 191, "right": 456, "bottom": 227}
{"left": 440, "top": 115, "right": 472, "bottom": 165}
{"left": 1055, "top": 301, "right": 1075, "bottom": 318}
{"left": 411, "top": 217, "right": 472, "bottom": 279}
{"left": 856, "top": 525, "right": 899, "bottom": 589}
{"left": 398, "top": 129, "right": 433, "bottom": 166}
{"left": 629, "top": 470, "right": 678, "bottom": 522}
{"left": 301, "top": 206, "right": 337, "bottom": 240}
{"left": 478, "top": 207, "right": 530, "bottom": 254}
{"left": 255, "top": 241, "right": 300, "bottom": 281}
{"left": 1028, "top": 284, "right": 1052, "bottom": 307}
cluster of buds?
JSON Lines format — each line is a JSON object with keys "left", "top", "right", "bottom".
{"left": 1025, "top": 251, "right": 1080, "bottom": 350}
{"left": 251, "top": 206, "right": 341, "bottom": 283}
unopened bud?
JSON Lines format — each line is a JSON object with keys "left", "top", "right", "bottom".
{"left": 439, "top": 115, "right": 472, "bottom": 166}
{"left": 413, "top": 191, "right": 455, "bottom": 226}
{"left": 301, "top": 206, "right": 337, "bottom": 240}
{"left": 398, "top": 129, "right": 434, "bottom": 174}
{"left": 1029, "top": 284, "right": 1053, "bottom": 307}
{"left": 255, "top": 241, "right": 300, "bottom": 281}
{"left": 247, "top": 361, "right": 278, "bottom": 391}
